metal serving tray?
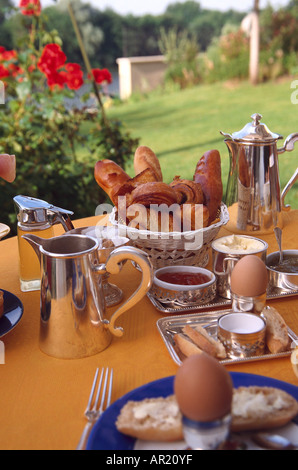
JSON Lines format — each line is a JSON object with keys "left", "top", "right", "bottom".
{"left": 156, "top": 309, "right": 298, "bottom": 366}
{"left": 149, "top": 284, "right": 298, "bottom": 315}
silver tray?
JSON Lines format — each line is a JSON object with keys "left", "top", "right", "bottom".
{"left": 156, "top": 309, "right": 298, "bottom": 366}
{"left": 149, "top": 284, "right": 298, "bottom": 314}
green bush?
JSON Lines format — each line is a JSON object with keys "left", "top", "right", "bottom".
{"left": 0, "top": 4, "right": 138, "bottom": 235}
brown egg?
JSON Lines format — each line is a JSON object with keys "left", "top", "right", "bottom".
{"left": 174, "top": 353, "right": 233, "bottom": 422}
{"left": 230, "top": 254, "right": 268, "bottom": 297}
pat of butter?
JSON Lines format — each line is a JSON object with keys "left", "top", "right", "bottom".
{"left": 232, "top": 389, "right": 289, "bottom": 418}
{"left": 133, "top": 401, "right": 180, "bottom": 425}
{"left": 213, "top": 235, "right": 264, "bottom": 254}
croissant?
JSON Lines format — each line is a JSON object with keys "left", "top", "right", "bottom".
{"left": 134, "top": 146, "right": 163, "bottom": 181}
{"left": 126, "top": 204, "right": 150, "bottom": 230}
{"left": 180, "top": 203, "right": 210, "bottom": 230}
{"left": 130, "top": 182, "right": 178, "bottom": 207}
{"left": 116, "top": 168, "right": 158, "bottom": 207}
{"left": 194, "top": 150, "right": 223, "bottom": 224}
{"left": 127, "top": 204, "right": 182, "bottom": 232}
{"left": 170, "top": 176, "right": 204, "bottom": 204}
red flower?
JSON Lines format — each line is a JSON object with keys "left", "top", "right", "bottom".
{"left": 0, "top": 64, "right": 10, "bottom": 79}
{"left": 91, "top": 68, "right": 112, "bottom": 85}
{"left": 7, "top": 63, "right": 24, "bottom": 78}
{"left": 46, "top": 70, "right": 67, "bottom": 90}
{"left": 38, "top": 44, "right": 85, "bottom": 91}
{"left": 0, "top": 48, "right": 17, "bottom": 63}
{"left": 63, "top": 63, "right": 84, "bottom": 90}
{"left": 19, "top": 0, "right": 41, "bottom": 16}
{"left": 37, "top": 44, "right": 66, "bottom": 76}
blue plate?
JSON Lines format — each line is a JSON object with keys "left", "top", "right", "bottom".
{"left": 0, "top": 290, "right": 24, "bottom": 338}
{"left": 86, "top": 372, "right": 298, "bottom": 450}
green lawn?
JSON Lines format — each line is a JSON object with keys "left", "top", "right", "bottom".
{"left": 106, "top": 78, "right": 298, "bottom": 209}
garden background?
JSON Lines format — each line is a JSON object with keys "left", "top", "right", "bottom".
{"left": 0, "top": 0, "right": 297, "bottom": 235}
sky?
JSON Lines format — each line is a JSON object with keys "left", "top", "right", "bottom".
{"left": 13, "top": 0, "right": 292, "bottom": 16}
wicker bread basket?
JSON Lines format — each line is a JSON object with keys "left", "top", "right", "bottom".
{"left": 109, "top": 203, "right": 229, "bottom": 269}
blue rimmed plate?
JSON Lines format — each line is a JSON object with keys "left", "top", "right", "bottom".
{"left": 86, "top": 372, "right": 298, "bottom": 450}
{"left": 0, "top": 289, "right": 24, "bottom": 338}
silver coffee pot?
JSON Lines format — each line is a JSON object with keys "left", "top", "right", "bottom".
{"left": 221, "top": 113, "right": 298, "bottom": 232}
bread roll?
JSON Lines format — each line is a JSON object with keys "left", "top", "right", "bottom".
{"left": 116, "top": 395, "right": 183, "bottom": 441}
{"left": 94, "top": 159, "right": 130, "bottom": 205}
{"left": 194, "top": 149, "right": 223, "bottom": 224}
{"left": 262, "top": 306, "right": 289, "bottom": 353}
{"left": 231, "top": 386, "right": 298, "bottom": 432}
{"left": 116, "top": 387, "right": 298, "bottom": 441}
{"left": 134, "top": 146, "right": 163, "bottom": 182}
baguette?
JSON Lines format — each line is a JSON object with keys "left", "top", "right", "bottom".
{"left": 134, "top": 146, "right": 163, "bottom": 182}
{"left": 262, "top": 306, "right": 290, "bottom": 353}
{"left": 193, "top": 149, "right": 223, "bottom": 224}
{"left": 231, "top": 386, "right": 298, "bottom": 432}
{"left": 116, "top": 395, "right": 183, "bottom": 442}
{"left": 94, "top": 159, "right": 130, "bottom": 205}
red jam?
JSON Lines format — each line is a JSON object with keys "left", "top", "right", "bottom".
{"left": 157, "top": 271, "right": 210, "bottom": 286}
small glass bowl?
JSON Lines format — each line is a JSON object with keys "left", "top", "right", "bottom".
{"left": 150, "top": 265, "right": 216, "bottom": 306}
{"left": 217, "top": 312, "right": 266, "bottom": 359}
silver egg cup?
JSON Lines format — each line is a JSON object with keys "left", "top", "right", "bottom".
{"left": 182, "top": 414, "right": 232, "bottom": 450}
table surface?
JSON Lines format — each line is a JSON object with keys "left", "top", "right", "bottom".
{"left": 0, "top": 210, "right": 297, "bottom": 450}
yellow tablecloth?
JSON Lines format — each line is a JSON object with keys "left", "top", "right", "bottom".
{"left": 0, "top": 211, "right": 298, "bottom": 450}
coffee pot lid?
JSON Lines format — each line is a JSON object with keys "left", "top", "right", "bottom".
{"left": 220, "top": 113, "right": 283, "bottom": 142}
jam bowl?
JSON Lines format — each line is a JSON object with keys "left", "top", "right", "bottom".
{"left": 150, "top": 265, "right": 216, "bottom": 306}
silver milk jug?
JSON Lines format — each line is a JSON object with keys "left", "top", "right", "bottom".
{"left": 221, "top": 113, "right": 298, "bottom": 232}
{"left": 22, "top": 233, "right": 153, "bottom": 359}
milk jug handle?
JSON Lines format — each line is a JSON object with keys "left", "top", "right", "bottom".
{"left": 102, "top": 246, "right": 153, "bottom": 337}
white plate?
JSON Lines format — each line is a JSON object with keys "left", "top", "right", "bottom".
{"left": 0, "top": 223, "right": 10, "bottom": 240}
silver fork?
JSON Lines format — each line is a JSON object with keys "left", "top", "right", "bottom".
{"left": 76, "top": 367, "right": 113, "bottom": 450}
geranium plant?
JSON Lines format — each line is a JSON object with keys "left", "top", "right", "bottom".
{"left": 0, "top": 0, "right": 138, "bottom": 233}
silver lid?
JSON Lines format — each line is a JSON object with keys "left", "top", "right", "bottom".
{"left": 220, "top": 113, "right": 283, "bottom": 143}
{"left": 13, "top": 195, "right": 74, "bottom": 229}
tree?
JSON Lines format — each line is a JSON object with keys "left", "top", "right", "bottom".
{"left": 0, "top": 0, "right": 14, "bottom": 48}
{"left": 249, "top": 0, "right": 260, "bottom": 85}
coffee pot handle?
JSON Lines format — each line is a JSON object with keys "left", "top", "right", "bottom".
{"left": 103, "top": 246, "right": 153, "bottom": 337}
{"left": 277, "top": 132, "right": 298, "bottom": 153}
{"left": 281, "top": 168, "right": 298, "bottom": 211}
